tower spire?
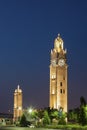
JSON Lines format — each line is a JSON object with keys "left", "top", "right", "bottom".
{"left": 58, "top": 33, "right": 60, "bottom": 37}
{"left": 54, "top": 34, "right": 64, "bottom": 52}
{"left": 17, "top": 85, "right": 20, "bottom": 90}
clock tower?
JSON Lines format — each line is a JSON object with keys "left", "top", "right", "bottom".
{"left": 49, "top": 34, "right": 68, "bottom": 113}
{"left": 13, "top": 85, "right": 23, "bottom": 122}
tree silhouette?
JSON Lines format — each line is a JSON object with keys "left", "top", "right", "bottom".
{"left": 80, "top": 96, "right": 86, "bottom": 107}
{"left": 79, "top": 96, "right": 87, "bottom": 125}
{"left": 20, "top": 114, "right": 27, "bottom": 127}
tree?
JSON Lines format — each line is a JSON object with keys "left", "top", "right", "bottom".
{"left": 58, "top": 108, "right": 66, "bottom": 125}
{"left": 68, "top": 108, "right": 80, "bottom": 123}
{"left": 43, "top": 110, "right": 51, "bottom": 125}
{"left": 50, "top": 109, "right": 58, "bottom": 121}
{"left": 79, "top": 106, "right": 87, "bottom": 125}
{"left": 20, "top": 114, "right": 27, "bottom": 127}
{"left": 79, "top": 96, "right": 87, "bottom": 125}
{"left": 80, "top": 96, "right": 86, "bottom": 107}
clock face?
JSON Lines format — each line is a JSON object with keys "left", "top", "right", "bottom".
{"left": 58, "top": 59, "right": 65, "bottom": 66}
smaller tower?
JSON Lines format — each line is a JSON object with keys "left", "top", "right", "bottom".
{"left": 13, "top": 85, "right": 22, "bottom": 122}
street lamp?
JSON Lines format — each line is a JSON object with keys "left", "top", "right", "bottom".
{"left": 28, "top": 108, "right": 32, "bottom": 114}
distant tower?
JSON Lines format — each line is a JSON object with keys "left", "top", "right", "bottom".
{"left": 13, "top": 85, "right": 23, "bottom": 121}
{"left": 49, "top": 34, "right": 68, "bottom": 113}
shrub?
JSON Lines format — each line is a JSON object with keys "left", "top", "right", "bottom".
{"left": 58, "top": 118, "right": 66, "bottom": 125}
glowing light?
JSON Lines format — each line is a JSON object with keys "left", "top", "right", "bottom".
{"left": 18, "top": 107, "right": 22, "bottom": 110}
{"left": 28, "top": 108, "right": 32, "bottom": 113}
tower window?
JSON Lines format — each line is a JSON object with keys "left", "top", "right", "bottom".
{"left": 60, "top": 89, "right": 62, "bottom": 93}
{"left": 63, "top": 89, "right": 65, "bottom": 94}
{"left": 51, "top": 74, "right": 56, "bottom": 79}
{"left": 60, "top": 82, "right": 62, "bottom": 86}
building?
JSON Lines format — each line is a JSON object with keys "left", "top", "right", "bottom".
{"left": 13, "top": 85, "right": 22, "bottom": 122}
{"left": 0, "top": 113, "right": 13, "bottom": 125}
{"left": 49, "top": 34, "right": 68, "bottom": 113}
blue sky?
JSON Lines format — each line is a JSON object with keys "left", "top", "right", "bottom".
{"left": 0, "top": 0, "right": 87, "bottom": 112}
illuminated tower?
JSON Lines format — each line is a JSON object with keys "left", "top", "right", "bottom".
{"left": 49, "top": 34, "right": 68, "bottom": 113}
{"left": 13, "top": 85, "right": 22, "bottom": 121}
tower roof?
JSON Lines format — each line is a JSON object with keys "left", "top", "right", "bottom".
{"left": 15, "top": 85, "right": 22, "bottom": 93}
{"left": 55, "top": 34, "right": 63, "bottom": 45}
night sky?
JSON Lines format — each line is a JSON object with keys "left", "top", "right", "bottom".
{"left": 0, "top": 0, "right": 87, "bottom": 113}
